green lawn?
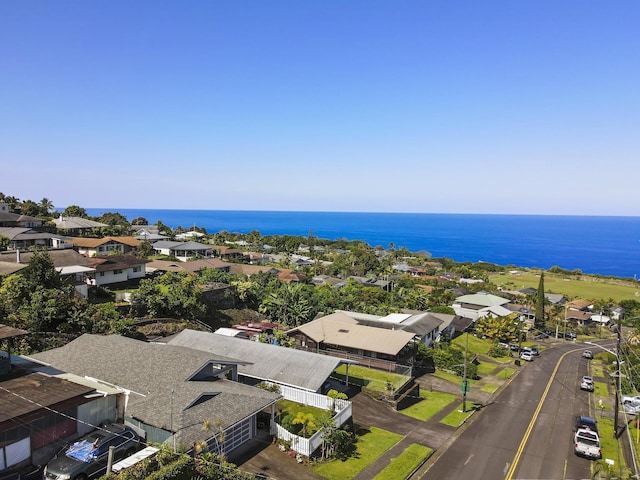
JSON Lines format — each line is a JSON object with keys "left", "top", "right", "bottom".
{"left": 480, "top": 383, "right": 499, "bottom": 393}
{"left": 593, "top": 381, "right": 608, "bottom": 397}
{"left": 489, "top": 272, "right": 639, "bottom": 302}
{"left": 333, "top": 365, "right": 411, "bottom": 393}
{"left": 372, "top": 444, "right": 432, "bottom": 480}
{"left": 313, "top": 426, "right": 402, "bottom": 480}
{"left": 496, "top": 367, "right": 516, "bottom": 379}
{"left": 432, "top": 370, "right": 469, "bottom": 387}
{"left": 452, "top": 333, "right": 493, "bottom": 356}
{"left": 476, "top": 361, "right": 499, "bottom": 376}
{"left": 399, "top": 390, "right": 457, "bottom": 421}
{"left": 440, "top": 403, "right": 475, "bottom": 427}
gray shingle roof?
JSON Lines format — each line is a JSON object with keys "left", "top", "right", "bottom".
{"left": 167, "top": 329, "right": 345, "bottom": 392}
{"left": 31, "top": 335, "right": 280, "bottom": 447}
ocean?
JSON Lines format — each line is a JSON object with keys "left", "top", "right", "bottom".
{"left": 85, "top": 209, "right": 640, "bottom": 280}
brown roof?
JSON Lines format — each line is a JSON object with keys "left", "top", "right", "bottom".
{"left": 0, "top": 248, "right": 93, "bottom": 269}
{"left": 566, "top": 299, "right": 592, "bottom": 311}
{"left": 147, "top": 258, "right": 232, "bottom": 273}
{"left": 229, "top": 264, "right": 279, "bottom": 276}
{"left": 71, "top": 236, "right": 141, "bottom": 248}
{"left": 0, "top": 373, "right": 95, "bottom": 423}
{"left": 0, "top": 324, "right": 29, "bottom": 340}
{"left": 287, "top": 312, "right": 415, "bottom": 356}
{"left": 278, "top": 269, "right": 307, "bottom": 283}
{"left": 87, "top": 254, "right": 149, "bottom": 272}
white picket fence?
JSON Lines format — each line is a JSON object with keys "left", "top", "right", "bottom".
{"left": 269, "top": 384, "right": 352, "bottom": 457}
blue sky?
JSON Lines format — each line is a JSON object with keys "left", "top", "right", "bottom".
{"left": 1, "top": 1, "right": 638, "bottom": 215}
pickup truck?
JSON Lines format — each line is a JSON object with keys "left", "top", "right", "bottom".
{"left": 574, "top": 428, "right": 601, "bottom": 459}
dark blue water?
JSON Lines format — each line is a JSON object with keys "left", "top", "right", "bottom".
{"left": 85, "top": 208, "right": 640, "bottom": 279}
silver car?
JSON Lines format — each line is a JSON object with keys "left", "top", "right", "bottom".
{"left": 43, "top": 424, "right": 140, "bottom": 480}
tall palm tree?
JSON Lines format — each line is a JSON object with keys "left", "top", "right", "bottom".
{"left": 39, "top": 197, "right": 54, "bottom": 215}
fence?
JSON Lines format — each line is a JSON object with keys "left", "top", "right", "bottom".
{"left": 269, "top": 384, "right": 352, "bottom": 457}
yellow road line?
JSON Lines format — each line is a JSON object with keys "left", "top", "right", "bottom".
{"left": 505, "top": 349, "right": 577, "bottom": 480}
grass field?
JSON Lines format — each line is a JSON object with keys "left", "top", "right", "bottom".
{"left": 372, "top": 444, "right": 432, "bottom": 480}
{"left": 399, "top": 390, "right": 457, "bottom": 421}
{"left": 440, "top": 403, "right": 474, "bottom": 427}
{"left": 313, "top": 426, "right": 402, "bottom": 480}
{"left": 489, "top": 272, "right": 639, "bottom": 302}
{"left": 333, "top": 364, "right": 411, "bottom": 393}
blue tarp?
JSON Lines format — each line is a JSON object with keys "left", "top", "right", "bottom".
{"left": 65, "top": 440, "right": 98, "bottom": 463}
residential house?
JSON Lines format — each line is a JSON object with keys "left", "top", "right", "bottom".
{"left": 167, "top": 329, "right": 351, "bottom": 395}
{"left": 1, "top": 326, "right": 122, "bottom": 474}
{"left": 166, "top": 329, "right": 354, "bottom": 457}
{"left": 0, "top": 227, "right": 72, "bottom": 251}
{"left": 337, "top": 310, "right": 443, "bottom": 348}
{"left": 146, "top": 258, "right": 232, "bottom": 275}
{"left": 211, "top": 245, "right": 246, "bottom": 261}
{"left": 52, "top": 215, "right": 108, "bottom": 235}
{"left": 452, "top": 292, "right": 511, "bottom": 321}
{"left": 175, "top": 230, "right": 205, "bottom": 241}
{"left": 311, "top": 275, "right": 344, "bottom": 286}
{"left": 0, "top": 249, "right": 96, "bottom": 297}
{"left": 0, "top": 202, "right": 43, "bottom": 228}
{"left": 277, "top": 269, "right": 307, "bottom": 283}
{"left": 287, "top": 312, "right": 416, "bottom": 372}
{"left": 347, "top": 276, "right": 391, "bottom": 291}
{"left": 85, "top": 254, "right": 148, "bottom": 287}
{"left": 71, "top": 236, "right": 141, "bottom": 257}
{"left": 228, "top": 264, "right": 280, "bottom": 277}
{"left": 151, "top": 240, "right": 213, "bottom": 261}
{"left": 31, "top": 334, "right": 281, "bottom": 457}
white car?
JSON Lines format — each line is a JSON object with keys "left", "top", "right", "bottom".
{"left": 623, "top": 399, "right": 640, "bottom": 414}
{"left": 580, "top": 376, "right": 594, "bottom": 391}
{"left": 520, "top": 351, "right": 533, "bottom": 362}
{"left": 574, "top": 428, "right": 601, "bottom": 459}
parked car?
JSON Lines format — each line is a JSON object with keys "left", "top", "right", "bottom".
{"left": 574, "top": 428, "right": 601, "bottom": 459}
{"left": 623, "top": 398, "right": 640, "bottom": 414}
{"left": 621, "top": 395, "right": 640, "bottom": 404}
{"left": 580, "top": 376, "right": 594, "bottom": 391}
{"left": 44, "top": 423, "right": 141, "bottom": 480}
{"left": 582, "top": 350, "right": 593, "bottom": 359}
{"left": 520, "top": 351, "right": 533, "bottom": 362}
{"left": 575, "top": 415, "right": 598, "bottom": 433}
{"left": 529, "top": 346, "right": 540, "bottom": 356}
{"left": 565, "top": 332, "right": 577, "bottom": 340}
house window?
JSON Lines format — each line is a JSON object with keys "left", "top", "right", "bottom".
{"left": 114, "top": 269, "right": 123, "bottom": 274}
{"left": 133, "top": 266, "right": 141, "bottom": 273}
{"left": 100, "top": 272, "right": 105, "bottom": 277}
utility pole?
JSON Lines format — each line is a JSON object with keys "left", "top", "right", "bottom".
{"left": 614, "top": 315, "right": 622, "bottom": 438}
{"left": 462, "top": 329, "right": 469, "bottom": 412}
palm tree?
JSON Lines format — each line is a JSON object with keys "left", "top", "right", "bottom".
{"left": 39, "top": 197, "right": 54, "bottom": 215}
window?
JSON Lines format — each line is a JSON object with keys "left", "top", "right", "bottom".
{"left": 114, "top": 269, "right": 123, "bottom": 274}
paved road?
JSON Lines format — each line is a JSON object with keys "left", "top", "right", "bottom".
{"left": 416, "top": 343, "right": 595, "bottom": 480}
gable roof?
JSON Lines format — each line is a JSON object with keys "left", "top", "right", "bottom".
{"left": 167, "top": 329, "right": 346, "bottom": 392}
{"left": 152, "top": 240, "right": 212, "bottom": 251}
{"left": 53, "top": 216, "right": 108, "bottom": 229}
{"left": 31, "top": 335, "right": 280, "bottom": 446}
{"left": 287, "top": 312, "right": 415, "bottom": 356}
{"left": 455, "top": 293, "right": 510, "bottom": 308}
{"left": 87, "top": 254, "right": 149, "bottom": 271}
{"left": 146, "top": 258, "right": 232, "bottom": 273}
{"left": 70, "top": 236, "right": 141, "bottom": 248}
